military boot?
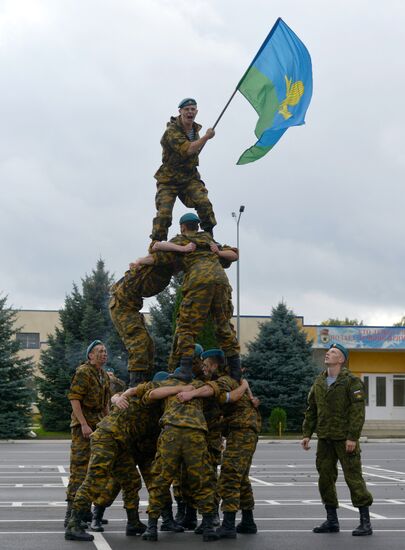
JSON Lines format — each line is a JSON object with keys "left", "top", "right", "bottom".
{"left": 170, "top": 358, "right": 193, "bottom": 382}
{"left": 125, "top": 508, "right": 147, "bottom": 536}
{"left": 180, "top": 505, "right": 197, "bottom": 530}
{"left": 160, "top": 503, "right": 185, "bottom": 532}
{"left": 90, "top": 505, "right": 105, "bottom": 532}
{"left": 64, "top": 501, "right": 73, "bottom": 528}
{"left": 142, "top": 517, "right": 158, "bottom": 541}
{"left": 129, "top": 371, "right": 148, "bottom": 387}
{"left": 201, "top": 514, "right": 220, "bottom": 542}
{"left": 216, "top": 511, "right": 237, "bottom": 539}
{"left": 352, "top": 506, "right": 373, "bottom": 536}
{"left": 195, "top": 507, "right": 220, "bottom": 534}
{"left": 313, "top": 505, "right": 340, "bottom": 533}
{"left": 82, "top": 508, "right": 93, "bottom": 525}
{"left": 174, "top": 498, "right": 186, "bottom": 524}
{"left": 227, "top": 356, "right": 242, "bottom": 382}
{"left": 236, "top": 509, "right": 257, "bottom": 534}
{"left": 65, "top": 510, "right": 95, "bottom": 541}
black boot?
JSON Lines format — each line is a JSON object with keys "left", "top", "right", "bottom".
{"left": 236, "top": 509, "right": 257, "bottom": 534}
{"left": 64, "top": 501, "right": 73, "bottom": 528}
{"left": 160, "top": 504, "right": 185, "bottom": 532}
{"left": 142, "top": 517, "right": 158, "bottom": 541}
{"left": 180, "top": 505, "right": 197, "bottom": 530}
{"left": 212, "top": 509, "right": 220, "bottom": 527}
{"left": 129, "top": 371, "right": 148, "bottom": 387}
{"left": 65, "top": 510, "right": 95, "bottom": 541}
{"left": 227, "top": 356, "right": 242, "bottom": 382}
{"left": 175, "top": 498, "right": 186, "bottom": 524}
{"left": 352, "top": 506, "right": 373, "bottom": 536}
{"left": 82, "top": 509, "right": 93, "bottom": 525}
{"left": 202, "top": 514, "right": 220, "bottom": 542}
{"left": 170, "top": 357, "right": 193, "bottom": 382}
{"left": 126, "top": 508, "right": 147, "bottom": 536}
{"left": 90, "top": 505, "right": 105, "bottom": 532}
{"left": 216, "top": 511, "right": 237, "bottom": 539}
{"left": 313, "top": 505, "right": 340, "bottom": 533}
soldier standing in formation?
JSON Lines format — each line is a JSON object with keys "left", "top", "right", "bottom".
{"left": 301, "top": 342, "right": 373, "bottom": 536}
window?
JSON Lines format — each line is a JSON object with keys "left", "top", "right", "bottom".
{"left": 393, "top": 375, "right": 405, "bottom": 407}
{"left": 16, "top": 332, "right": 40, "bottom": 349}
{"left": 363, "top": 376, "right": 369, "bottom": 406}
{"left": 376, "top": 376, "right": 386, "bottom": 407}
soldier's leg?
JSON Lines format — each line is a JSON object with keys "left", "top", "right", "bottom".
{"left": 334, "top": 441, "right": 373, "bottom": 507}
{"left": 151, "top": 183, "right": 179, "bottom": 241}
{"left": 66, "top": 426, "right": 91, "bottom": 503}
{"left": 91, "top": 476, "right": 120, "bottom": 531}
{"left": 180, "top": 178, "right": 217, "bottom": 234}
{"left": 316, "top": 439, "right": 339, "bottom": 507}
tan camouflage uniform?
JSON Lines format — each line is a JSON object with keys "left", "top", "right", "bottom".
{"left": 139, "top": 379, "right": 216, "bottom": 518}
{"left": 66, "top": 362, "right": 111, "bottom": 502}
{"left": 109, "top": 264, "right": 173, "bottom": 375}
{"left": 151, "top": 116, "right": 217, "bottom": 241}
{"left": 208, "top": 376, "right": 261, "bottom": 513}
{"left": 303, "top": 367, "right": 373, "bottom": 508}
{"left": 153, "top": 232, "right": 240, "bottom": 361}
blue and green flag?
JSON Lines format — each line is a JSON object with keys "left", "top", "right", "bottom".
{"left": 237, "top": 18, "right": 313, "bottom": 165}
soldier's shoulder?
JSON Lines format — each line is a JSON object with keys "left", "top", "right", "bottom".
{"left": 74, "top": 363, "right": 91, "bottom": 374}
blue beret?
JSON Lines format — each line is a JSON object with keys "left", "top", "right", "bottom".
{"left": 86, "top": 340, "right": 103, "bottom": 359}
{"left": 194, "top": 344, "right": 204, "bottom": 357}
{"left": 179, "top": 213, "right": 200, "bottom": 225}
{"left": 153, "top": 371, "right": 169, "bottom": 382}
{"left": 178, "top": 98, "right": 197, "bottom": 109}
{"left": 201, "top": 349, "right": 225, "bottom": 360}
{"left": 329, "top": 342, "right": 348, "bottom": 360}
{"left": 104, "top": 366, "right": 114, "bottom": 373}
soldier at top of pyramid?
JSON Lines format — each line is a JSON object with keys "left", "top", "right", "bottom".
{"left": 150, "top": 98, "right": 217, "bottom": 242}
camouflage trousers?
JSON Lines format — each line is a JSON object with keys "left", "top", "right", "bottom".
{"left": 219, "top": 429, "right": 258, "bottom": 512}
{"left": 316, "top": 439, "right": 373, "bottom": 508}
{"left": 175, "top": 283, "right": 240, "bottom": 359}
{"left": 73, "top": 430, "right": 142, "bottom": 512}
{"left": 109, "top": 294, "right": 154, "bottom": 374}
{"left": 66, "top": 425, "right": 92, "bottom": 502}
{"left": 147, "top": 426, "right": 215, "bottom": 517}
{"left": 151, "top": 178, "right": 217, "bottom": 241}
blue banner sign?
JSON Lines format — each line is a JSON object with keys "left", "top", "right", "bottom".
{"left": 316, "top": 326, "right": 405, "bottom": 350}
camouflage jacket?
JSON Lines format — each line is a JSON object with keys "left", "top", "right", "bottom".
{"left": 110, "top": 264, "right": 173, "bottom": 309}
{"left": 208, "top": 376, "right": 262, "bottom": 434}
{"left": 302, "top": 367, "right": 366, "bottom": 441}
{"left": 96, "top": 390, "right": 162, "bottom": 449}
{"left": 67, "top": 362, "right": 111, "bottom": 429}
{"left": 140, "top": 378, "right": 208, "bottom": 432}
{"left": 154, "top": 116, "right": 201, "bottom": 183}
{"left": 153, "top": 231, "right": 230, "bottom": 292}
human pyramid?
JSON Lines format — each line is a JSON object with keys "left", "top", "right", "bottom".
{"left": 64, "top": 97, "right": 262, "bottom": 543}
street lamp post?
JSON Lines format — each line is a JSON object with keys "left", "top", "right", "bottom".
{"left": 231, "top": 205, "right": 245, "bottom": 341}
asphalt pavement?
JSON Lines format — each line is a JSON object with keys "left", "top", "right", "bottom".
{"left": 0, "top": 440, "right": 404, "bottom": 550}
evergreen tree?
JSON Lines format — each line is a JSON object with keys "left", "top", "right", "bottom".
{"left": 37, "top": 259, "right": 127, "bottom": 431}
{"left": 0, "top": 296, "right": 35, "bottom": 438}
{"left": 243, "top": 302, "right": 318, "bottom": 431}
{"left": 321, "top": 317, "right": 363, "bottom": 326}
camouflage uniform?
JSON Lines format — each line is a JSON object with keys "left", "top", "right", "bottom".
{"left": 209, "top": 376, "right": 261, "bottom": 513}
{"left": 139, "top": 379, "right": 216, "bottom": 518}
{"left": 302, "top": 367, "right": 373, "bottom": 508}
{"left": 153, "top": 232, "right": 240, "bottom": 360}
{"left": 66, "top": 362, "right": 111, "bottom": 502}
{"left": 109, "top": 264, "right": 173, "bottom": 376}
{"left": 151, "top": 116, "right": 217, "bottom": 241}
{"left": 73, "top": 390, "right": 163, "bottom": 513}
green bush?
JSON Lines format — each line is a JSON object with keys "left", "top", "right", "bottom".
{"left": 269, "top": 407, "right": 287, "bottom": 435}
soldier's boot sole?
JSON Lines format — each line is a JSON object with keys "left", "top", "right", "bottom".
{"left": 352, "top": 527, "right": 373, "bottom": 536}
{"left": 160, "top": 522, "right": 184, "bottom": 532}
{"left": 216, "top": 528, "right": 237, "bottom": 539}
{"left": 90, "top": 523, "right": 104, "bottom": 532}
{"left": 142, "top": 531, "right": 158, "bottom": 541}
{"left": 126, "top": 523, "right": 147, "bottom": 536}
{"left": 236, "top": 523, "right": 258, "bottom": 534}
{"left": 313, "top": 526, "right": 340, "bottom": 533}
{"left": 65, "top": 531, "right": 94, "bottom": 541}
{"left": 181, "top": 520, "right": 197, "bottom": 530}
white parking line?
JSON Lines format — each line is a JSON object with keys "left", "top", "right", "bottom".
{"left": 93, "top": 532, "right": 114, "bottom": 550}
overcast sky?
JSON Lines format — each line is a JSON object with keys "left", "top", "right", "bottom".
{"left": 1, "top": 0, "right": 405, "bottom": 325}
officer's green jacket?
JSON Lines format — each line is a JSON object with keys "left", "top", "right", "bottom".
{"left": 67, "top": 362, "right": 111, "bottom": 429}
{"left": 208, "top": 376, "right": 262, "bottom": 434}
{"left": 154, "top": 116, "right": 201, "bottom": 184}
{"left": 302, "top": 367, "right": 366, "bottom": 441}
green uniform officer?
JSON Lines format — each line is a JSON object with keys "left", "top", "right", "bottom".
{"left": 65, "top": 340, "right": 111, "bottom": 528}
{"left": 302, "top": 342, "right": 373, "bottom": 536}
{"left": 151, "top": 98, "right": 217, "bottom": 241}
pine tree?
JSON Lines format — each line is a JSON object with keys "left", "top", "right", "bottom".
{"left": 0, "top": 296, "right": 35, "bottom": 438}
{"left": 244, "top": 302, "right": 318, "bottom": 431}
{"left": 37, "top": 259, "right": 127, "bottom": 431}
